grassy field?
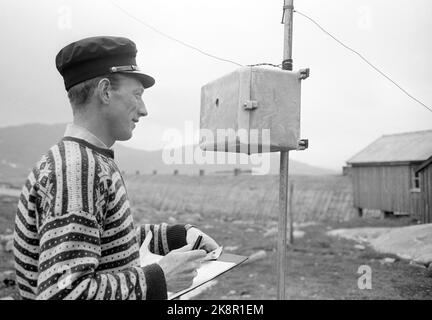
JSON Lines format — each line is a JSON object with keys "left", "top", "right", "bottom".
{"left": 1, "top": 174, "right": 431, "bottom": 300}
{"left": 125, "top": 174, "right": 356, "bottom": 224}
{"left": 0, "top": 195, "right": 20, "bottom": 299}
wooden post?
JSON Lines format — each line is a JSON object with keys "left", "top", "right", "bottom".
{"left": 277, "top": 0, "right": 294, "bottom": 301}
{"left": 289, "top": 183, "right": 294, "bottom": 245}
{"left": 278, "top": 152, "right": 289, "bottom": 300}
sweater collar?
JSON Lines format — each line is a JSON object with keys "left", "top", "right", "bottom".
{"left": 62, "top": 136, "right": 115, "bottom": 159}
{"left": 64, "top": 123, "right": 109, "bottom": 149}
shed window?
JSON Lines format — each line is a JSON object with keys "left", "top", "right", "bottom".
{"left": 414, "top": 172, "right": 420, "bottom": 188}
{"left": 411, "top": 168, "right": 420, "bottom": 191}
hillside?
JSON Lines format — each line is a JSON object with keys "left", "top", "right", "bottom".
{"left": 0, "top": 123, "right": 337, "bottom": 184}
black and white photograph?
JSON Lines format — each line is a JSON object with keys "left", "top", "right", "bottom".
{"left": 0, "top": 0, "right": 431, "bottom": 307}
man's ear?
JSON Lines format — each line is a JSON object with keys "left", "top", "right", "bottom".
{"left": 97, "top": 78, "right": 112, "bottom": 104}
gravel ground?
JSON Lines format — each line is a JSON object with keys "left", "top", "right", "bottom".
{"left": 1, "top": 194, "right": 431, "bottom": 300}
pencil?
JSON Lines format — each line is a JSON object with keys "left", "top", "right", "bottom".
{"left": 192, "top": 235, "right": 203, "bottom": 250}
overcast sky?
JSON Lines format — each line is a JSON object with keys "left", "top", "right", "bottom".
{"left": 0, "top": 0, "right": 431, "bottom": 170}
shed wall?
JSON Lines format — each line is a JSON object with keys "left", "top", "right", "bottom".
{"left": 351, "top": 165, "right": 420, "bottom": 214}
{"left": 418, "top": 164, "right": 432, "bottom": 223}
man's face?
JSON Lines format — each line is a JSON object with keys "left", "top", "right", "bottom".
{"left": 105, "top": 75, "right": 147, "bottom": 141}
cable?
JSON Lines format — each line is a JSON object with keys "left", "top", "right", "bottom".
{"left": 294, "top": 9, "right": 432, "bottom": 113}
{"left": 109, "top": 1, "right": 244, "bottom": 67}
{"left": 247, "top": 63, "right": 282, "bottom": 68}
{"left": 109, "top": 1, "right": 430, "bottom": 114}
{"left": 110, "top": 1, "right": 281, "bottom": 69}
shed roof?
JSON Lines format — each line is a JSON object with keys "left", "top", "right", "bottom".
{"left": 416, "top": 155, "right": 432, "bottom": 173}
{"left": 347, "top": 130, "right": 432, "bottom": 164}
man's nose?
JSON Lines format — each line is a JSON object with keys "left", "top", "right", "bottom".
{"left": 138, "top": 100, "right": 148, "bottom": 117}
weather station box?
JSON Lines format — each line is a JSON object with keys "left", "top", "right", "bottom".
{"left": 199, "top": 66, "right": 309, "bottom": 154}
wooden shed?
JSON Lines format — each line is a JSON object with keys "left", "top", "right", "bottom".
{"left": 346, "top": 130, "right": 432, "bottom": 220}
{"left": 416, "top": 156, "right": 432, "bottom": 223}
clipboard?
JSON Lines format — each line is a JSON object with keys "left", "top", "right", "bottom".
{"left": 168, "top": 253, "right": 247, "bottom": 300}
{"left": 139, "top": 231, "right": 247, "bottom": 300}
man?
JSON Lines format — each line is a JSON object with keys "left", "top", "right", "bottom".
{"left": 13, "top": 36, "right": 218, "bottom": 300}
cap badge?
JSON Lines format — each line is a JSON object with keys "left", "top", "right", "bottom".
{"left": 110, "top": 65, "right": 140, "bottom": 73}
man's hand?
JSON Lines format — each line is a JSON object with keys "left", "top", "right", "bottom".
{"left": 187, "top": 227, "right": 219, "bottom": 252}
{"left": 157, "top": 244, "right": 206, "bottom": 293}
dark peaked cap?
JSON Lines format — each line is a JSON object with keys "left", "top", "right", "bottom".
{"left": 56, "top": 36, "right": 155, "bottom": 91}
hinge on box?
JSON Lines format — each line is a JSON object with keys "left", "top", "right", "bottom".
{"left": 243, "top": 100, "right": 258, "bottom": 110}
{"left": 298, "top": 68, "right": 310, "bottom": 80}
{"left": 298, "top": 139, "right": 309, "bottom": 150}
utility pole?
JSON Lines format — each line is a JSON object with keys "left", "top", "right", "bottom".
{"left": 277, "top": 0, "right": 294, "bottom": 300}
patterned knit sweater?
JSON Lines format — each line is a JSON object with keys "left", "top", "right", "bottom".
{"left": 13, "top": 136, "right": 187, "bottom": 300}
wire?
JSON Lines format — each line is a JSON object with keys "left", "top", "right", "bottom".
{"left": 247, "top": 63, "right": 282, "bottom": 68}
{"left": 109, "top": 1, "right": 431, "bottom": 114}
{"left": 294, "top": 9, "right": 432, "bottom": 113}
{"left": 109, "top": 1, "right": 244, "bottom": 67}
{"left": 110, "top": 1, "right": 281, "bottom": 69}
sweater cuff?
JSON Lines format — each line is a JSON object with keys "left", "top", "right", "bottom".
{"left": 143, "top": 263, "right": 167, "bottom": 300}
{"left": 166, "top": 224, "right": 187, "bottom": 251}
{"left": 184, "top": 224, "right": 196, "bottom": 231}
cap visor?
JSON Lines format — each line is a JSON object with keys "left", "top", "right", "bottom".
{"left": 120, "top": 71, "right": 155, "bottom": 88}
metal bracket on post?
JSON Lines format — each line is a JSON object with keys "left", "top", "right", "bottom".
{"left": 282, "top": 59, "right": 293, "bottom": 71}
{"left": 243, "top": 100, "right": 258, "bottom": 110}
{"left": 281, "top": 5, "right": 294, "bottom": 24}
